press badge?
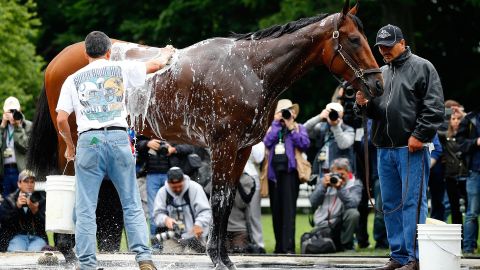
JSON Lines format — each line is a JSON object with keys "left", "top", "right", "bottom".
{"left": 275, "top": 143, "right": 286, "bottom": 155}
{"left": 3, "top": 147, "right": 13, "bottom": 158}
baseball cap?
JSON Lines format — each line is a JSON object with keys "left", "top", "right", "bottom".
{"left": 375, "top": 24, "right": 404, "bottom": 47}
{"left": 167, "top": 167, "right": 184, "bottom": 183}
{"left": 18, "top": 170, "right": 36, "bottom": 182}
{"left": 3, "top": 96, "right": 20, "bottom": 112}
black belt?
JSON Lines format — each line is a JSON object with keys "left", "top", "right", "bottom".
{"left": 4, "top": 163, "right": 17, "bottom": 169}
{"left": 79, "top": 126, "right": 127, "bottom": 135}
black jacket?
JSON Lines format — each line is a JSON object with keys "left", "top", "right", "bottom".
{"left": 456, "top": 110, "right": 480, "bottom": 170}
{"left": 365, "top": 47, "right": 444, "bottom": 147}
{"left": 136, "top": 136, "right": 196, "bottom": 174}
{"left": 0, "top": 190, "right": 47, "bottom": 243}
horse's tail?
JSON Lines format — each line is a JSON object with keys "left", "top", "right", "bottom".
{"left": 27, "top": 83, "right": 59, "bottom": 179}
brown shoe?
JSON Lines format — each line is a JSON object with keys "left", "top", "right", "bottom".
{"left": 138, "top": 260, "right": 157, "bottom": 270}
{"left": 395, "top": 260, "right": 418, "bottom": 270}
{"left": 375, "top": 258, "right": 403, "bottom": 270}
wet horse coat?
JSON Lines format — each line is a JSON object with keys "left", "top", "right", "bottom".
{"left": 28, "top": 2, "right": 383, "bottom": 269}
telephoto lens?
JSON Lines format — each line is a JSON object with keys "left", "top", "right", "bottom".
{"left": 281, "top": 109, "right": 292, "bottom": 119}
{"left": 329, "top": 173, "right": 342, "bottom": 185}
{"left": 328, "top": 109, "right": 339, "bottom": 121}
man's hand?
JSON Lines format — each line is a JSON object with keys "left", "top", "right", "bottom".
{"left": 1, "top": 112, "right": 13, "bottom": 128}
{"left": 477, "top": 137, "right": 480, "bottom": 146}
{"left": 408, "top": 136, "right": 423, "bottom": 152}
{"left": 319, "top": 109, "right": 329, "bottom": 121}
{"left": 167, "top": 145, "right": 176, "bottom": 156}
{"left": 192, "top": 225, "right": 203, "bottom": 239}
{"left": 356, "top": 91, "right": 369, "bottom": 106}
{"left": 284, "top": 117, "right": 296, "bottom": 131}
{"left": 322, "top": 175, "right": 331, "bottom": 188}
{"left": 65, "top": 144, "right": 75, "bottom": 161}
{"left": 333, "top": 178, "right": 345, "bottom": 189}
{"left": 27, "top": 198, "right": 39, "bottom": 215}
{"left": 327, "top": 116, "right": 341, "bottom": 127}
{"left": 16, "top": 193, "right": 27, "bottom": 208}
{"left": 147, "top": 139, "right": 161, "bottom": 150}
{"left": 165, "top": 217, "right": 176, "bottom": 230}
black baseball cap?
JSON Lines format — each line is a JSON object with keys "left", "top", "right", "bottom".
{"left": 167, "top": 167, "right": 184, "bottom": 183}
{"left": 375, "top": 24, "right": 404, "bottom": 47}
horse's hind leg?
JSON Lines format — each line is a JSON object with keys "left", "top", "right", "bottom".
{"left": 207, "top": 145, "right": 251, "bottom": 270}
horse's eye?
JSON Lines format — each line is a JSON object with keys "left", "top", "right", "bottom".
{"left": 349, "top": 36, "right": 361, "bottom": 44}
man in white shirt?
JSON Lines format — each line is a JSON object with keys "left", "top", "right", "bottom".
{"left": 56, "top": 31, "right": 174, "bottom": 270}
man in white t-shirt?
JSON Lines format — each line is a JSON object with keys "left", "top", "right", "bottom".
{"left": 56, "top": 31, "right": 174, "bottom": 270}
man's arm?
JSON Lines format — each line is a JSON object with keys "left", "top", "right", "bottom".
{"left": 337, "top": 179, "right": 363, "bottom": 209}
{"left": 145, "top": 46, "right": 176, "bottom": 74}
{"left": 56, "top": 110, "right": 75, "bottom": 161}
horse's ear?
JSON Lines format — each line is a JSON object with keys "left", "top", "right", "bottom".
{"left": 349, "top": 1, "right": 359, "bottom": 15}
{"left": 342, "top": 0, "right": 350, "bottom": 17}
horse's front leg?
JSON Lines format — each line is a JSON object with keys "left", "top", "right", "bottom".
{"left": 207, "top": 144, "right": 251, "bottom": 270}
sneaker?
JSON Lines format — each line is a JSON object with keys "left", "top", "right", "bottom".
{"left": 139, "top": 260, "right": 157, "bottom": 270}
{"left": 37, "top": 251, "right": 59, "bottom": 265}
{"left": 395, "top": 260, "right": 418, "bottom": 270}
{"left": 375, "top": 258, "right": 403, "bottom": 270}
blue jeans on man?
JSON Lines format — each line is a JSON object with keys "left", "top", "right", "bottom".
{"left": 7, "top": 234, "right": 46, "bottom": 251}
{"left": 464, "top": 170, "right": 480, "bottom": 252}
{"left": 146, "top": 172, "right": 167, "bottom": 236}
{"left": 377, "top": 147, "right": 430, "bottom": 265}
{"left": 74, "top": 130, "right": 151, "bottom": 269}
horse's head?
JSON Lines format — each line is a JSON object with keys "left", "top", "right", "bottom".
{"left": 322, "top": 0, "right": 383, "bottom": 99}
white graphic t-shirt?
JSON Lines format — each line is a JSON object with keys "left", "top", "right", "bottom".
{"left": 56, "top": 59, "right": 146, "bottom": 133}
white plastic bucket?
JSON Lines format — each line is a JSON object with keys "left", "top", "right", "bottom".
{"left": 417, "top": 224, "right": 462, "bottom": 270}
{"left": 45, "top": 175, "right": 76, "bottom": 234}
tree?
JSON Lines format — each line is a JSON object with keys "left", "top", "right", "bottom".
{"left": 0, "top": 0, "right": 44, "bottom": 119}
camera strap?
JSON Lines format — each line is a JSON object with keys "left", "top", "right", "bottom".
{"left": 6, "top": 125, "right": 14, "bottom": 144}
{"left": 166, "top": 189, "right": 195, "bottom": 224}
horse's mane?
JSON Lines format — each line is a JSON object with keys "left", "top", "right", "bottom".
{"left": 232, "top": 13, "right": 364, "bottom": 41}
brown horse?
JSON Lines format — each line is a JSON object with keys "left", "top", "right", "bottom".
{"left": 27, "top": 0, "right": 382, "bottom": 269}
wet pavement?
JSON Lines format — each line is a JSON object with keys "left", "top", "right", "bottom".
{"left": 0, "top": 252, "right": 478, "bottom": 269}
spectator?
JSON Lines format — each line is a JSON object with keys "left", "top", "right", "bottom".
{"left": 356, "top": 24, "right": 444, "bottom": 270}
{"left": 304, "top": 102, "right": 355, "bottom": 178}
{"left": 226, "top": 141, "right": 265, "bottom": 253}
{"left": 153, "top": 167, "right": 211, "bottom": 253}
{"left": 0, "top": 170, "right": 47, "bottom": 251}
{"left": 428, "top": 134, "right": 445, "bottom": 221}
{"left": 439, "top": 109, "right": 468, "bottom": 225}
{"left": 263, "top": 99, "right": 310, "bottom": 253}
{"left": 1, "top": 97, "right": 32, "bottom": 198}
{"left": 303, "top": 158, "right": 362, "bottom": 253}
{"left": 456, "top": 106, "right": 480, "bottom": 254}
{"left": 136, "top": 136, "right": 197, "bottom": 246}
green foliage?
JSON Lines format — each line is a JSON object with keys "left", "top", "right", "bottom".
{"left": 0, "top": 0, "right": 44, "bottom": 119}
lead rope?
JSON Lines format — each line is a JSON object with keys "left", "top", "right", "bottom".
{"left": 63, "top": 159, "right": 73, "bottom": 175}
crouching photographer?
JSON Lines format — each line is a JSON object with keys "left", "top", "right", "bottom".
{"left": 153, "top": 167, "right": 212, "bottom": 253}
{"left": 301, "top": 158, "right": 362, "bottom": 254}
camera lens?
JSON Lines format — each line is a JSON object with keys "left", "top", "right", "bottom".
{"left": 344, "top": 87, "right": 355, "bottom": 98}
{"left": 328, "top": 109, "right": 339, "bottom": 121}
{"left": 10, "top": 109, "right": 23, "bottom": 121}
{"left": 281, "top": 109, "right": 292, "bottom": 120}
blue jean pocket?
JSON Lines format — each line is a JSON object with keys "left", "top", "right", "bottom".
{"left": 76, "top": 146, "right": 98, "bottom": 170}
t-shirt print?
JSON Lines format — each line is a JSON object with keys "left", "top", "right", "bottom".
{"left": 73, "top": 66, "right": 125, "bottom": 123}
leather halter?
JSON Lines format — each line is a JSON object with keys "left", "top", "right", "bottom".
{"left": 328, "top": 14, "right": 381, "bottom": 96}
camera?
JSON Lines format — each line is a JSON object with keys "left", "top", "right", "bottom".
{"left": 10, "top": 109, "right": 23, "bottom": 121}
{"left": 157, "top": 141, "right": 169, "bottom": 155}
{"left": 337, "top": 83, "right": 361, "bottom": 128}
{"left": 281, "top": 108, "right": 292, "bottom": 120}
{"left": 329, "top": 173, "right": 342, "bottom": 186}
{"left": 156, "top": 221, "right": 186, "bottom": 241}
{"left": 328, "top": 109, "right": 339, "bottom": 122}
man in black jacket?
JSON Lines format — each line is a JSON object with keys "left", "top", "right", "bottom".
{"left": 356, "top": 24, "right": 444, "bottom": 270}
{"left": 456, "top": 108, "right": 480, "bottom": 253}
{"left": 0, "top": 170, "right": 47, "bottom": 251}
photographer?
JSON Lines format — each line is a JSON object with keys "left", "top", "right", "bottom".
{"left": 1, "top": 97, "right": 32, "bottom": 198}
{"left": 136, "top": 136, "right": 197, "bottom": 246}
{"left": 153, "top": 167, "right": 211, "bottom": 253}
{"left": 304, "top": 102, "right": 355, "bottom": 178}
{"left": 302, "top": 158, "right": 362, "bottom": 253}
{"left": 0, "top": 170, "right": 47, "bottom": 251}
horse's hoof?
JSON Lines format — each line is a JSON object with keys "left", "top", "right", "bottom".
{"left": 213, "top": 263, "right": 228, "bottom": 270}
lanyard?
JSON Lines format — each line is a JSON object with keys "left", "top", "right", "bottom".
{"left": 6, "top": 126, "right": 14, "bottom": 144}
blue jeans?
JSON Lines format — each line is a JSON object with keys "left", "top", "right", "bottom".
{"left": 146, "top": 173, "right": 167, "bottom": 236}
{"left": 7, "top": 234, "right": 46, "bottom": 251}
{"left": 378, "top": 147, "right": 429, "bottom": 265}
{"left": 2, "top": 166, "right": 19, "bottom": 198}
{"left": 464, "top": 170, "right": 480, "bottom": 252}
{"left": 75, "top": 130, "right": 151, "bottom": 269}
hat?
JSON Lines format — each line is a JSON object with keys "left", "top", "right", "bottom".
{"left": 275, "top": 99, "right": 300, "bottom": 116}
{"left": 167, "top": 167, "right": 184, "bottom": 182}
{"left": 18, "top": 170, "right": 35, "bottom": 182}
{"left": 375, "top": 24, "right": 404, "bottom": 47}
{"left": 3, "top": 96, "right": 20, "bottom": 112}
{"left": 326, "top": 102, "right": 344, "bottom": 113}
